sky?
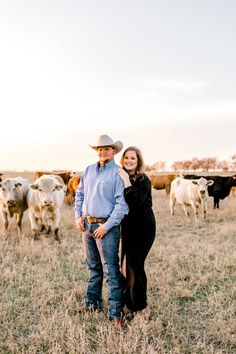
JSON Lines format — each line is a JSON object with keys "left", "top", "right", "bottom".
{"left": 1, "top": 0, "right": 236, "bottom": 171}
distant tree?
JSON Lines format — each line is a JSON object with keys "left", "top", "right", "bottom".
{"left": 151, "top": 161, "right": 166, "bottom": 172}
{"left": 144, "top": 165, "right": 152, "bottom": 172}
{"left": 171, "top": 161, "right": 184, "bottom": 172}
{"left": 231, "top": 154, "right": 236, "bottom": 171}
{"left": 182, "top": 160, "right": 192, "bottom": 172}
{"left": 191, "top": 157, "right": 201, "bottom": 171}
{"left": 201, "top": 157, "right": 218, "bottom": 171}
{"left": 217, "top": 160, "right": 230, "bottom": 171}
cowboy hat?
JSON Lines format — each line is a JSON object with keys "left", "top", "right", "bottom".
{"left": 89, "top": 134, "right": 123, "bottom": 154}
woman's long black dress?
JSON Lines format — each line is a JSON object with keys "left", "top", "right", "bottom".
{"left": 121, "top": 173, "right": 156, "bottom": 312}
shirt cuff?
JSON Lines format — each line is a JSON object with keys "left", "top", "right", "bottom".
{"left": 103, "top": 220, "right": 115, "bottom": 232}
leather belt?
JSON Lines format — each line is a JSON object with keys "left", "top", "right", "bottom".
{"left": 85, "top": 216, "right": 108, "bottom": 224}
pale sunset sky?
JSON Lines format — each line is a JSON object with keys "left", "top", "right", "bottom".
{"left": 1, "top": 0, "right": 236, "bottom": 171}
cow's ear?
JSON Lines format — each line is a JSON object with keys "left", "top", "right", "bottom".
{"left": 207, "top": 180, "right": 214, "bottom": 186}
{"left": 15, "top": 183, "right": 22, "bottom": 188}
{"left": 55, "top": 184, "right": 63, "bottom": 191}
{"left": 192, "top": 180, "right": 198, "bottom": 185}
{"left": 30, "top": 183, "right": 38, "bottom": 190}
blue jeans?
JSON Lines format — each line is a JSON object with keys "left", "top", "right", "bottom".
{"left": 83, "top": 220, "right": 124, "bottom": 320}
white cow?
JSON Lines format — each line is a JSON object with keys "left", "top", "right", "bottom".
{"left": 0, "top": 177, "right": 30, "bottom": 234}
{"left": 27, "top": 175, "right": 65, "bottom": 240}
{"left": 170, "top": 177, "right": 214, "bottom": 221}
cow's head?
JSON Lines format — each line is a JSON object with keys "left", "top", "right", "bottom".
{"left": 0, "top": 179, "right": 22, "bottom": 206}
{"left": 192, "top": 178, "right": 214, "bottom": 197}
{"left": 30, "top": 181, "right": 64, "bottom": 207}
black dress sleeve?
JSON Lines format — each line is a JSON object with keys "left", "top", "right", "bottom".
{"left": 124, "top": 174, "right": 152, "bottom": 209}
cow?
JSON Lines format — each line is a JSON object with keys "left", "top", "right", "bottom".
{"left": 150, "top": 174, "right": 178, "bottom": 196}
{"left": 0, "top": 177, "right": 30, "bottom": 234}
{"left": 170, "top": 177, "right": 214, "bottom": 221}
{"left": 67, "top": 175, "right": 80, "bottom": 201}
{"left": 27, "top": 175, "right": 65, "bottom": 241}
{"left": 184, "top": 174, "right": 236, "bottom": 208}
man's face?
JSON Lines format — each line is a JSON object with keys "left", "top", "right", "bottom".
{"left": 97, "top": 146, "right": 115, "bottom": 164}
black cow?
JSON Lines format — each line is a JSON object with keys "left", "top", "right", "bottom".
{"left": 184, "top": 175, "right": 236, "bottom": 208}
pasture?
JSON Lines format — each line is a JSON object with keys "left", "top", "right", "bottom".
{"left": 0, "top": 171, "right": 235, "bottom": 353}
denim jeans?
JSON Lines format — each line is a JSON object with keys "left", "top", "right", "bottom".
{"left": 83, "top": 220, "right": 124, "bottom": 320}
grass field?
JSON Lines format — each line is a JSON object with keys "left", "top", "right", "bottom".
{"left": 0, "top": 172, "right": 235, "bottom": 353}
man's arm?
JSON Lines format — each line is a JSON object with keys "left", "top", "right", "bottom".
{"left": 102, "top": 175, "right": 129, "bottom": 232}
{"left": 75, "top": 175, "right": 85, "bottom": 232}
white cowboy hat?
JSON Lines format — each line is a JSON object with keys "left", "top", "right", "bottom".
{"left": 89, "top": 134, "right": 123, "bottom": 154}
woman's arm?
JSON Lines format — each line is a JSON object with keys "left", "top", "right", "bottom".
{"left": 117, "top": 168, "right": 132, "bottom": 188}
{"left": 118, "top": 169, "right": 152, "bottom": 208}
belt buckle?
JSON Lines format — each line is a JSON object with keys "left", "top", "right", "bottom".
{"left": 87, "top": 216, "right": 94, "bottom": 223}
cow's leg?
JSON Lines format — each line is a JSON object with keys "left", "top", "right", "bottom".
{"left": 202, "top": 200, "right": 207, "bottom": 219}
{"left": 15, "top": 212, "right": 23, "bottom": 235}
{"left": 213, "top": 198, "right": 216, "bottom": 209}
{"left": 54, "top": 228, "right": 60, "bottom": 242}
{"left": 52, "top": 209, "right": 61, "bottom": 241}
{"left": 214, "top": 197, "right": 220, "bottom": 209}
{"left": 46, "top": 226, "right": 51, "bottom": 235}
{"left": 40, "top": 224, "right": 46, "bottom": 232}
{"left": 182, "top": 204, "right": 190, "bottom": 218}
{"left": 28, "top": 209, "right": 40, "bottom": 238}
{"left": 166, "top": 185, "right": 170, "bottom": 197}
{"left": 189, "top": 201, "right": 198, "bottom": 222}
{"left": 195, "top": 204, "right": 199, "bottom": 219}
{"left": 1, "top": 210, "right": 9, "bottom": 232}
{"left": 169, "top": 194, "right": 176, "bottom": 215}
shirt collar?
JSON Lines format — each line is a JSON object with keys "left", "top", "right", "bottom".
{"left": 97, "top": 159, "right": 115, "bottom": 170}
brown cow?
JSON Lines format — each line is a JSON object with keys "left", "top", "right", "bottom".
{"left": 67, "top": 175, "right": 80, "bottom": 200}
{"left": 34, "top": 171, "right": 72, "bottom": 185}
{"left": 150, "top": 174, "right": 178, "bottom": 196}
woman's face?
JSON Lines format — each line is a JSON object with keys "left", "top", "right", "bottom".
{"left": 123, "top": 150, "right": 138, "bottom": 175}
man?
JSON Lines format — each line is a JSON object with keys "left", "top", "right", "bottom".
{"left": 75, "top": 134, "right": 129, "bottom": 329}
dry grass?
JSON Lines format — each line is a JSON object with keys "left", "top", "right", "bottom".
{"left": 0, "top": 172, "right": 235, "bottom": 353}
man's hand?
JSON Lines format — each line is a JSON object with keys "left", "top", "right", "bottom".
{"left": 76, "top": 217, "right": 85, "bottom": 232}
{"left": 93, "top": 224, "right": 107, "bottom": 239}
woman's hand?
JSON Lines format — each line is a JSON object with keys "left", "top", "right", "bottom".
{"left": 118, "top": 168, "right": 132, "bottom": 188}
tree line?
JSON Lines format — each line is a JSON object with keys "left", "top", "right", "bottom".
{"left": 145, "top": 155, "right": 236, "bottom": 172}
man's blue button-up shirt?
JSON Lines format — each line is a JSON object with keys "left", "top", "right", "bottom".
{"left": 75, "top": 160, "right": 129, "bottom": 232}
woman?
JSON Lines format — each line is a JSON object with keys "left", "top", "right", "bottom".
{"left": 118, "top": 147, "right": 156, "bottom": 320}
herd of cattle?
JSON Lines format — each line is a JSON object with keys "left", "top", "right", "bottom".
{"left": 151, "top": 173, "right": 236, "bottom": 221}
{"left": 0, "top": 170, "right": 236, "bottom": 238}
{"left": 0, "top": 171, "right": 80, "bottom": 239}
